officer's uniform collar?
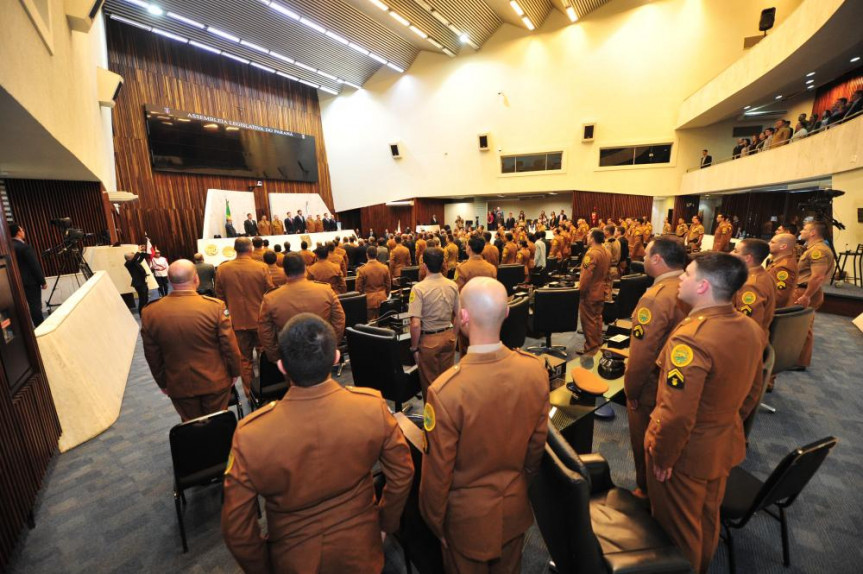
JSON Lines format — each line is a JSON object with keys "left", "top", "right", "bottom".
{"left": 168, "top": 289, "right": 198, "bottom": 296}
{"left": 687, "top": 303, "right": 735, "bottom": 318}
{"left": 653, "top": 269, "right": 683, "bottom": 284}
{"left": 284, "top": 378, "right": 341, "bottom": 400}
{"left": 459, "top": 345, "right": 511, "bottom": 363}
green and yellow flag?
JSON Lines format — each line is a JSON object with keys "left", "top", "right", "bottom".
{"left": 226, "top": 199, "right": 231, "bottom": 220}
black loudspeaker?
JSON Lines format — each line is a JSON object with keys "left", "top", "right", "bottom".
{"left": 759, "top": 8, "right": 776, "bottom": 32}
{"left": 857, "top": 208, "right": 863, "bottom": 223}
{"left": 389, "top": 143, "right": 402, "bottom": 159}
{"left": 478, "top": 134, "right": 489, "bottom": 151}
{"left": 582, "top": 123, "right": 595, "bottom": 142}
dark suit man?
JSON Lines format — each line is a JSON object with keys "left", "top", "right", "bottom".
{"left": 124, "top": 247, "right": 151, "bottom": 314}
{"left": 10, "top": 223, "right": 46, "bottom": 326}
{"left": 193, "top": 253, "right": 216, "bottom": 296}
{"left": 225, "top": 218, "right": 238, "bottom": 238}
{"left": 505, "top": 214, "right": 516, "bottom": 230}
{"left": 294, "top": 211, "right": 306, "bottom": 233}
{"left": 700, "top": 149, "right": 712, "bottom": 168}
{"left": 244, "top": 213, "right": 258, "bottom": 237}
{"left": 283, "top": 212, "right": 295, "bottom": 234}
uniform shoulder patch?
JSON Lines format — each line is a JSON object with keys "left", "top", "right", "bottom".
{"left": 666, "top": 368, "right": 685, "bottom": 390}
{"left": 670, "top": 343, "right": 694, "bottom": 367}
{"left": 811, "top": 249, "right": 822, "bottom": 260}
{"left": 741, "top": 291, "right": 757, "bottom": 305}
{"left": 583, "top": 255, "right": 591, "bottom": 265}
{"left": 776, "top": 270, "right": 789, "bottom": 281}
{"left": 423, "top": 402, "right": 436, "bottom": 431}
{"left": 345, "top": 385, "right": 382, "bottom": 398}
{"left": 409, "top": 289, "right": 416, "bottom": 303}
{"left": 239, "top": 401, "right": 277, "bottom": 427}
{"left": 636, "top": 306, "right": 652, "bottom": 325}
{"left": 632, "top": 324, "right": 645, "bottom": 339}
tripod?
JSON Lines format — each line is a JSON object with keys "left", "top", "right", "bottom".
{"left": 44, "top": 242, "right": 94, "bottom": 314}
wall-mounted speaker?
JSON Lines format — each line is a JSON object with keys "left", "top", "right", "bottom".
{"left": 65, "top": 0, "right": 106, "bottom": 33}
{"left": 97, "top": 67, "right": 123, "bottom": 109}
{"left": 478, "top": 133, "right": 489, "bottom": 151}
{"left": 582, "top": 123, "right": 595, "bottom": 142}
{"left": 759, "top": 8, "right": 776, "bottom": 33}
{"left": 389, "top": 142, "right": 402, "bottom": 159}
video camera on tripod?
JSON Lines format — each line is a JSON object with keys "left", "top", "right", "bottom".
{"left": 49, "top": 217, "right": 89, "bottom": 245}
{"left": 43, "top": 217, "right": 95, "bottom": 313}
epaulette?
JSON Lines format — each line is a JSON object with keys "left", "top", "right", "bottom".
{"left": 514, "top": 348, "right": 544, "bottom": 363}
{"left": 238, "top": 401, "right": 277, "bottom": 427}
{"left": 678, "top": 313, "right": 711, "bottom": 337}
{"left": 201, "top": 295, "right": 224, "bottom": 305}
{"left": 313, "top": 280, "right": 330, "bottom": 286}
{"left": 345, "top": 385, "right": 382, "bottom": 398}
{"left": 431, "top": 364, "right": 462, "bottom": 392}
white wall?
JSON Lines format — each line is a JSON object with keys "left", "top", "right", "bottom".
{"left": 0, "top": 5, "right": 115, "bottom": 186}
{"left": 321, "top": 0, "right": 804, "bottom": 212}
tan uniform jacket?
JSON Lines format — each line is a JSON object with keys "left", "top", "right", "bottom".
{"left": 676, "top": 224, "right": 689, "bottom": 238}
{"left": 356, "top": 260, "right": 391, "bottom": 311}
{"left": 687, "top": 224, "right": 705, "bottom": 249}
{"left": 308, "top": 260, "right": 347, "bottom": 294}
{"left": 733, "top": 267, "right": 777, "bottom": 334}
{"left": 299, "top": 249, "right": 316, "bottom": 267}
{"left": 267, "top": 264, "right": 287, "bottom": 287}
{"left": 415, "top": 239, "right": 427, "bottom": 265}
{"left": 142, "top": 291, "right": 242, "bottom": 398}
{"left": 516, "top": 247, "right": 534, "bottom": 279}
{"left": 501, "top": 241, "right": 518, "bottom": 264}
{"left": 604, "top": 238, "right": 621, "bottom": 267}
{"left": 389, "top": 244, "right": 411, "bottom": 278}
{"left": 271, "top": 218, "right": 284, "bottom": 235}
{"left": 645, "top": 304, "right": 766, "bottom": 479}
{"left": 766, "top": 255, "right": 798, "bottom": 308}
{"left": 713, "top": 222, "right": 733, "bottom": 252}
{"left": 445, "top": 243, "right": 459, "bottom": 270}
{"left": 313, "top": 218, "right": 324, "bottom": 232}
{"left": 258, "top": 220, "right": 272, "bottom": 236}
{"left": 560, "top": 230, "right": 572, "bottom": 259}
{"left": 454, "top": 258, "right": 497, "bottom": 291}
{"left": 327, "top": 252, "right": 347, "bottom": 277}
{"left": 624, "top": 273, "right": 689, "bottom": 407}
{"left": 335, "top": 246, "right": 348, "bottom": 270}
{"left": 250, "top": 248, "right": 267, "bottom": 262}
{"left": 481, "top": 243, "right": 500, "bottom": 267}
{"left": 215, "top": 257, "right": 274, "bottom": 330}
{"left": 258, "top": 278, "right": 346, "bottom": 362}
{"left": 663, "top": 223, "right": 672, "bottom": 235}
{"left": 797, "top": 239, "right": 835, "bottom": 287}
{"left": 548, "top": 237, "right": 561, "bottom": 259}
{"left": 579, "top": 245, "right": 611, "bottom": 303}
{"left": 420, "top": 346, "right": 549, "bottom": 560}
{"left": 630, "top": 226, "right": 645, "bottom": 259}
{"left": 222, "top": 381, "right": 414, "bottom": 573}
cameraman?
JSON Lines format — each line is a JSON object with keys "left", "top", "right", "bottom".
{"left": 124, "top": 245, "right": 151, "bottom": 314}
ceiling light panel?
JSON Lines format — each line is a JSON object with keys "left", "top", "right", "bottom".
{"left": 569, "top": 0, "right": 612, "bottom": 20}
{"left": 377, "top": 0, "right": 461, "bottom": 54}
{"left": 511, "top": 0, "right": 553, "bottom": 31}
{"left": 418, "top": 0, "right": 501, "bottom": 50}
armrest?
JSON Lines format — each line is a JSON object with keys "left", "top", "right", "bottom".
{"left": 603, "top": 547, "right": 693, "bottom": 574}
{"left": 580, "top": 453, "right": 615, "bottom": 494}
{"left": 403, "top": 364, "right": 418, "bottom": 375}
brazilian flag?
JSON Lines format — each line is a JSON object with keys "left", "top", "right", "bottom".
{"left": 226, "top": 199, "right": 231, "bottom": 220}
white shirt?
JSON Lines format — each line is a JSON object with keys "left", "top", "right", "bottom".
{"left": 151, "top": 256, "right": 169, "bottom": 277}
{"left": 534, "top": 240, "right": 547, "bottom": 268}
{"left": 467, "top": 342, "right": 503, "bottom": 355}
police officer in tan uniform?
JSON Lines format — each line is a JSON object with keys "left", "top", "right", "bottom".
{"left": 445, "top": 235, "right": 460, "bottom": 271}
{"left": 258, "top": 216, "right": 272, "bottom": 236}
{"left": 501, "top": 233, "right": 518, "bottom": 264}
{"left": 415, "top": 234, "right": 427, "bottom": 266}
{"left": 687, "top": 216, "right": 705, "bottom": 253}
{"left": 299, "top": 241, "right": 316, "bottom": 267}
{"left": 676, "top": 218, "right": 689, "bottom": 239}
{"left": 793, "top": 220, "right": 835, "bottom": 368}
{"left": 215, "top": 238, "right": 274, "bottom": 398}
{"left": 731, "top": 238, "right": 776, "bottom": 334}
{"left": 645, "top": 253, "right": 766, "bottom": 573}
{"left": 603, "top": 224, "right": 622, "bottom": 282}
{"left": 623, "top": 238, "right": 689, "bottom": 498}
{"left": 712, "top": 214, "right": 733, "bottom": 252}
{"left": 480, "top": 231, "right": 500, "bottom": 267}
{"left": 142, "top": 260, "right": 242, "bottom": 421}
{"left": 420, "top": 277, "right": 549, "bottom": 574}
{"left": 325, "top": 242, "right": 347, "bottom": 277}
{"left": 263, "top": 250, "right": 287, "bottom": 287}
{"left": 766, "top": 233, "right": 799, "bottom": 308}
{"left": 258, "top": 253, "right": 346, "bottom": 363}
{"left": 455, "top": 236, "right": 497, "bottom": 291}
{"left": 408, "top": 247, "right": 460, "bottom": 396}
{"left": 308, "top": 245, "right": 347, "bottom": 294}
{"left": 389, "top": 235, "right": 411, "bottom": 280}
{"left": 223, "top": 314, "right": 414, "bottom": 573}
{"left": 578, "top": 229, "right": 611, "bottom": 355}
{"left": 356, "top": 246, "right": 391, "bottom": 319}
{"left": 271, "top": 216, "right": 284, "bottom": 236}
{"left": 250, "top": 236, "right": 266, "bottom": 262}
{"left": 515, "top": 239, "right": 534, "bottom": 281}
{"left": 629, "top": 218, "right": 646, "bottom": 261}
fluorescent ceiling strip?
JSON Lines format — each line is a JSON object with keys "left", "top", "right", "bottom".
{"left": 152, "top": 28, "right": 188, "bottom": 43}
{"left": 442, "top": 48, "right": 454, "bottom": 57}
{"left": 386, "top": 62, "right": 404, "bottom": 73}
{"left": 208, "top": 27, "right": 240, "bottom": 42}
{"left": 349, "top": 43, "right": 370, "bottom": 55}
{"left": 510, "top": 1, "right": 524, "bottom": 17}
{"left": 299, "top": 79, "right": 319, "bottom": 88}
{"left": 269, "top": 3, "right": 300, "bottom": 20}
{"left": 522, "top": 16, "right": 535, "bottom": 30}
{"left": 189, "top": 40, "right": 221, "bottom": 54}
{"left": 240, "top": 40, "right": 269, "bottom": 54}
{"left": 340, "top": 80, "right": 362, "bottom": 89}
{"left": 167, "top": 12, "right": 205, "bottom": 29}
{"left": 277, "top": 71, "right": 299, "bottom": 80}
{"left": 389, "top": 12, "right": 410, "bottom": 26}
{"left": 299, "top": 17, "right": 326, "bottom": 34}
{"left": 320, "top": 86, "right": 338, "bottom": 95}
{"left": 368, "top": 0, "right": 389, "bottom": 10}
{"left": 369, "top": 53, "right": 387, "bottom": 64}
{"left": 427, "top": 38, "right": 442, "bottom": 49}
{"left": 565, "top": 6, "right": 578, "bottom": 22}
{"left": 409, "top": 26, "right": 428, "bottom": 39}
{"left": 269, "top": 51, "right": 294, "bottom": 64}
{"left": 124, "top": 0, "right": 150, "bottom": 9}
{"left": 317, "top": 70, "right": 337, "bottom": 80}
{"left": 295, "top": 61, "right": 317, "bottom": 72}
{"left": 222, "top": 52, "right": 250, "bottom": 64}
{"left": 326, "top": 31, "right": 349, "bottom": 45}
{"left": 251, "top": 62, "right": 276, "bottom": 73}
{"left": 110, "top": 14, "right": 152, "bottom": 31}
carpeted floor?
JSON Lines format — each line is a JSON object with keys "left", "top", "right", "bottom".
{"left": 7, "top": 309, "right": 862, "bottom": 573}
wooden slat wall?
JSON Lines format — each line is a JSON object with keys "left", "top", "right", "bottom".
{"left": 719, "top": 190, "right": 830, "bottom": 239}
{"left": 572, "top": 191, "right": 653, "bottom": 222}
{"left": 673, "top": 195, "right": 701, "bottom": 226}
{"left": 4, "top": 179, "right": 106, "bottom": 277}
{"left": 107, "top": 20, "right": 333, "bottom": 262}
{"left": 360, "top": 204, "right": 413, "bottom": 237}
{"left": 412, "top": 198, "right": 446, "bottom": 229}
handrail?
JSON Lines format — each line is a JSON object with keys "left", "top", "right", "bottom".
{"left": 686, "top": 110, "right": 862, "bottom": 173}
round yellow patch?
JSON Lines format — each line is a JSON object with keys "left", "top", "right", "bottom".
{"left": 583, "top": 255, "right": 591, "bottom": 265}
{"left": 741, "top": 291, "right": 757, "bottom": 305}
{"left": 205, "top": 244, "right": 218, "bottom": 256}
{"left": 222, "top": 246, "right": 236, "bottom": 258}
{"left": 811, "top": 250, "right": 822, "bottom": 260}
{"left": 423, "top": 403, "right": 436, "bottom": 432}
{"left": 409, "top": 290, "right": 416, "bottom": 303}
{"left": 225, "top": 451, "right": 234, "bottom": 475}
{"left": 670, "top": 344, "right": 694, "bottom": 368}
{"left": 637, "top": 307, "right": 652, "bottom": 325}
{"left": 777, "top": 270, "right": 789, "bottom": 281}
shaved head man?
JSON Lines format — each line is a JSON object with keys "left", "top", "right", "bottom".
{"left": 420, "top": 276, "right": 550, "bottom": 574}
{"left": 142, "top": 259, "right": 242, "bottom": 421}
{"left": 767, "top": 233, "right": 799, "bottom": 308}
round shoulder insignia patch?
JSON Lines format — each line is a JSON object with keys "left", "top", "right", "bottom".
{"left": 423, "top": 402, "right": 436, "bottom": 432}
{"left": 224, "top": 451, "right": 234, "bottom": 475}
{"left": 409, "top": 290, "right": 416, "bottom": 303}
{"left": 583, "top": 255, "right": 591, "bottom": 265}
{"left": 637, "top": 307, "right": 652, "bottom": 325}
{"left": 776, "top": 270, "right": 789, "bottom": 281}
{"left": 811, "top": 249, "right": 822, "bottom": 260}
{"left": 670, "top": 343, "right": 694, "bottom": 368}
{"left": 741, "top": 291, "right": 757, "bottom": 305}
{"left": 205, "top": 244, "right": 218, "bottom": 256}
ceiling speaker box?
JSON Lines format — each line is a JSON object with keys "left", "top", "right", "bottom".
{"left": 65, "top": 0, "right": 105, "bottom": 33}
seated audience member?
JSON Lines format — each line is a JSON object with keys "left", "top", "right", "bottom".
{"left": 791, "top": 120, "right": 809, "bottom": 140}
{"left": 844, "top": 89, "right": 863, "bottom": 119}
{"left": 827, "top": 98, "right": 848, "bottom": 125}
{"left": 264, "top": 250, "right": 287, "bottom": 287}
{"left": 141, "top": 260, "right": 242, "bottom": 422}
{"left": 222, "top": 314, "right": 413, "bottom": 573}
{"left": 193, "top": 253, "right": 215, "bottom": 296}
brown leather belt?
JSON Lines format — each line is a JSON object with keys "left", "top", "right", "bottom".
{"left": 422, "top": 326, "right": 452, "bottom": 335}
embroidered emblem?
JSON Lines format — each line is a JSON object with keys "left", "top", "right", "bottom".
{"left": 666, "top": 368, "right": 685, "bottom": 389}
{"left": 632, "top": 324, "right": 645, "bottom": 339}
{"left": 777, "top": 270, "right": 789, "bottom": 281}
{"left": 741, "top": 291, "right": 757, "bottom": 305}
{"left": 637, "top": 307, "right": 652, "bottom": 325}
{"left": 670, "top": 344, "right": 694, "bottom": 367}
{"left": 423, "top": 403, "right": 436, "bottom": 432}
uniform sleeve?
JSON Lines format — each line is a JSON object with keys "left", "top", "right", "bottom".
{"left": 330, "top": 295, "right": 346, "bottom": 341}
{"left": 377, "top": 403, "right": 415, "bottom": 533}
{"left": 140, "top": 314, "right": 167, "bottom": 390}
{"left": 215, "top": 267, "right": 225, "bottom": 300}
{"left": 524, "top": 380, "right": 550, "bottom": 477}
{"left": 222, "top": 437, "right": 271, "bottom": 573}
{"left": 624, "top": 296, "right": 674, "bottom": 401}
{"left": 219, "top": 303, "right": 243, "bottom": 377}
{"left": 355, "top": 269, "right": 366, "bottom": 294}
{"left": 257, "top": 297, "right": 280, "bottom": 363}
{"left": 407, "top": 286, "right": 423, "bottom": 318}
{"left": 645, "top": 333, "right": 711, "bottom": 470}
{"left": 454, "top": 265, "right": 466, "bottom": 290}
{"left": 579, "top": 254, "right": 596, "bottom": 290}
{"left": 384, "top": 268, "right": 392, "bottom": 295}
{"left": 419, "top": 387, "right": 458, "bottom": 540}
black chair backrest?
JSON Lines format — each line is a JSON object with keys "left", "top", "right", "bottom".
{"left": 529, "top": 426, "right": 605, "bottom": 574}
{"left": 257, "top": 353, "right": 286, "bottom": 392}
{"left": 615, "top": 273, "right": 652, "bottom": 320}
{"left": 744, "top": 436, "right": 838, "bottom": 521}
{"left": 345, "top": 275, "right": 357, "bottom": 293}
{"left": 346, "top": 325, "right": 418, "bottom": 404}
{"left": 401, "top": 266, "right": 420, "bottom": 283}
{"left": 570, "top": 243, "right": 585, "bottom": 259}
{"left": 498, "top": 264, "right": 526, "bottom": 294}
{"left": 545, "top": 257, "right": 561, "bottom": 274}
{"left": 533, "top": 287, "right": 579, "bottom": 334}
{"left": 338, "top": 292, "right": 368, "bottom": 329}
{"left": 500, "top": 296, "right": 529, "bottom": 349}
{"left": 169, "top": 410, "right": 237, "bottom": 487}
{"left": 769, "top": 306, "right": 814, "bottom": 374}
{"left": 629, "top": 261, "right": 645, "bottom": 275}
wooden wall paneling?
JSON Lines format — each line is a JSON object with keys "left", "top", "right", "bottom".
{"left": 572, "top": 190, "right": 653, "bottom": 223}
{"left": 413, "top": 198, "right": 446, "bottom": 229}
{"left": 360, "top": 204, "right": 412, "bottom": 237}
{"left": 4, "top": 179, "right": 107, "bottom": 277}
{"left": 336, "top": 208, "right": 361, "bottom": 236}
{"left": 107, "top": 21, "right": 334, "bottom": 261}
{"left": 673, "top": 195, "right": 701, "bottom": 226}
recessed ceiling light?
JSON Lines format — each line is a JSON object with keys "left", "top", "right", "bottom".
{"left": 775, "top": 95, "right": 782, "bottom": 100}
{"left": 806, "top": 71, "right": 815, "bottom": 77}
{"left": 851, "top": 56, "right": 861, "bottom": 63}
{"left": 389, "top": 12, "right": 410, "bottom": 26}
{"left": 167, "top": 12, "right": 204, "bottom": 29}
{"left": 208, "top": 27, "right": 240, "bottom": 43}
{"left": 459, "top": 33, "right": 469, "bottom": 44}
{"left": 522, "top": 16, "right": 535, "bottom": 30}
{"left": 299, "top": 17, "right": 325, "bottom": 34}
{"left": 240, "top": 40, "right": 268, "bottom": 54}
{"left": 269, "top": 51, "right": 294, "bottom": 64}
{"left": 325, "top": 30, "right": 349, "bottom": 45}
{"left": 386, "top": 62, "right": 404, "bottom": 72}
{"left": 152, "top": 28, "right": 187, "bottom": 43}
{"left": 189, "top": 40, "right": 220, "bottom": 54}
{"left": 743, "top": 105, "right": 751, "bottom": 110}
{"left": 146, "top": 4, "right": 163, "bottom": 16}
{"left": 806, "top": 79, "right": 814, "bottom": 84}
{"left": 510, "top": 1, "right": 524, "bottom": 17}
{"left": 409, "top": 26, "right": 428, "bottom": 39}
{"left": 807, "top": 85, "right": 815, "bottom": 90}
{"left": 566, "top": 7, "right": 578, "bottom": 22}
{"left": 269, "top": 3, "right": 299, "bottom": 20}
{"left": 368, "top": 0, "right": 389, "bottom": 11}
{"left": 369, "top": 53, "right": 387, "bottom": 64}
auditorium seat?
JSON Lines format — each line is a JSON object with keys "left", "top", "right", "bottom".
{"left": 346, "top": 325, "right": 420, "bottom": 412}
{"left": 527, "top": 287, "right": 579, "bottom": 358}
{"left": 500, "top": 296, "right": 529, "bottom": 349}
